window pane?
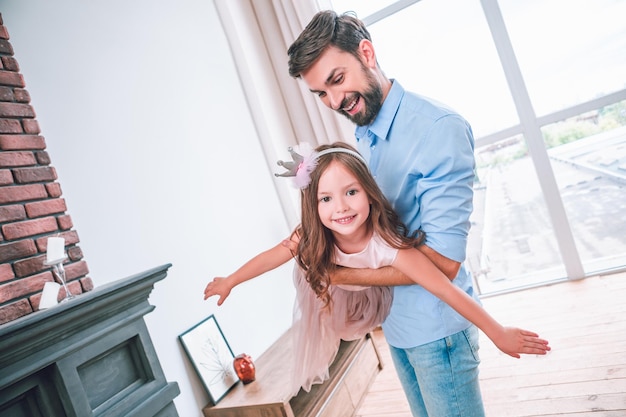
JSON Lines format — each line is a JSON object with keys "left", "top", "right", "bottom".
{"left": 469, "top": 137, "right": 566, "bottom": 294}
{"left": 542, "top": 102, "right": 626, "bottom": 274}
{"left": 500, "top": 0, "right": 626, "bottom": 116}
{"left": 332, "top": 0, "right": 519, "bottom": 137}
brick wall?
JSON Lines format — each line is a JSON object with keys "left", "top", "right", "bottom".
{"left": 0, "top": 14, "right": 93, "bottom": 324}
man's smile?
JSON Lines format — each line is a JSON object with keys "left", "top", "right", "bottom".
{"left": 342, "top": 94, "right": 360, "bottom": 115}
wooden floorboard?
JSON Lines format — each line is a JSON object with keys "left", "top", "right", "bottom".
{"left": 356, "top": 271, "right": 626, "bottom": 417}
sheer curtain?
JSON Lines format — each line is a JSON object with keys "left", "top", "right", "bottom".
{"left": 213, "top": 0, "right": 354, "bottom": 228}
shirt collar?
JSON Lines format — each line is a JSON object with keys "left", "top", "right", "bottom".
{"left": 355, "top": 79, "right": 405, "bottom": 142}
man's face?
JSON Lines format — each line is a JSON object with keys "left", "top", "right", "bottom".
{"left": 300, "top": 46, "right": 383, "bottom": 126}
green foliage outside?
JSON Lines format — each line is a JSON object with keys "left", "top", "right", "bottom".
{"left": 543, "top": 100, "right": 626, "bottom": 149}
{"left": 476, "top": 100, "right": 626, "bottom": 170}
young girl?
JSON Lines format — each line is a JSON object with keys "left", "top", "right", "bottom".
{"left": 204, "top": 142, "right": 550, "bottom": 397}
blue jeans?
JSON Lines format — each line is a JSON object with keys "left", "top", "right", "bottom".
{"left": 388, "top": 325, "right": 485, "bottom": 417}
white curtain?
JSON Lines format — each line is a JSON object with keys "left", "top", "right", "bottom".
{"left": 213, "top": 0, "right": 354, "bottom": 228}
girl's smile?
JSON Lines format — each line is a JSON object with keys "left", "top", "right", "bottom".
{"left": 333, "top": 214, "right": 357, "bottom": 225}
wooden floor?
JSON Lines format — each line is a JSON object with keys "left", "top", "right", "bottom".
{"left": 356, "top": 271, "right": 626, "bottom": 417}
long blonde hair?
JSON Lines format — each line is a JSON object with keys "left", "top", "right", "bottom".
{"left": 294, "top": 142, "right": 424, "bottom": 306}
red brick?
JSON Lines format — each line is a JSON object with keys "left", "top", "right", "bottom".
{"left": 0, "top": 25, "right": 8, "bottom": 41}
{"left": 0, "top": 86, "right": 14, "bottom": 101}
{"left": 0, "top": 239, "right": 36, "bottom": 263}
{"left": 45, "top": 182, "right": 62, "bottom": 198}
{"left": 67, "top": 246, "right": 83, "bottom": 261}
{"left": 1, "top": 56, "right": 18, "bottom": 73}
{"left": 0, "top": 70, "right": 24, "bottom": 88}
{"left": 2, "top": 216, "right": 58, "bottom": 240}
{"left": 13, "top": 166, "right": 56, "bottom": 183}
{"left": 0, "top": 204, "right": 25, "bottom": 222}
{"left": 0, "top": 39, "right": 12, "bottom": 55}
{"left": 0, "top": 263, "right": 14, "bottom": 282}
{"left": 0, "top": 150, "right": 36, "bottom": 167}
{"left": 57, "top": 214, "right": 73, "bottom": 230}
{"left": 14, "top": 88, "right": 29, "bottom": 103}
{"left": 25, "top": 198, "right": 66, "bottom": 218}
{"left": 65, "top": 260, "right": 89, "bottom": 280}
{"left": 0, "top": 119, "right": 22, "bottom": 134}
{"left": 0, "top": 271, "right": 50, "bottom": 303}
{"left": 0, "top": 102, "right": 34, "bottom": 118}
{"left": 0, "top": 168, "right": 12, "bottom": 185}
{"left": 80, "top": 277, "right": 94, "bottom": 292}
{"left": 65, "top": 230, "right": 79, "bottom": 245}
{"left": 0, "top": 134, "right": 45, "bottom": 150}
{"left": 0, "top": 183, "right": 47, "bottom": 204}
{"left": 22, "top": 118, "right": 40, "bottom": 134}
{"left": 34, "top": 151, "right": 50, "bottom": 165}
{"left": 12, "top": 254, "right": 46, "bottom": 278}
{"left": 60, "top": 279, "right": 82, "bottom": 299}
{"left": 0, "top": 299, "right": 33, "bottom": 325}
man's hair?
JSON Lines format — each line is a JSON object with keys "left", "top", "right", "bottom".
{"left": 287, "top": 10, "right": 372, "bottom": 78}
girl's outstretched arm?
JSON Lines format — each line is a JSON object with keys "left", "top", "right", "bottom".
{"left": 204, "top": 239, "right": 295, "bottom": 306}
{"left": 392, "top": 248, "right": 551, "bottom": 358}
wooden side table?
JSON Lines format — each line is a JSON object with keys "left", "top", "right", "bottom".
{"left": 203, "top": 327, "right": 382, "bottom": 417}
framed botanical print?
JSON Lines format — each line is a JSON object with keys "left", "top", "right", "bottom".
{"left": 178, "top": 314, "right": 238, "bottom": 404}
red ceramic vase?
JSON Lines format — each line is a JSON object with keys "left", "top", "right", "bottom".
{"left": 233, "top": 353, "right": 256, "bottom": 384}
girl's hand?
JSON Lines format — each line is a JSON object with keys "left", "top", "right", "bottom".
{"left": 204, "top": 277, "right": 232, "bottom": 306}
{"left": 493, "top": 327, "right": 551, "bottom": 358}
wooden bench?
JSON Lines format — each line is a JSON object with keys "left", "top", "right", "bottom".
{"left": 203, "top": 327, "right": 382, "bottom": 417}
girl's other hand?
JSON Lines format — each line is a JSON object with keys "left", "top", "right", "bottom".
{"left": 494, "top": 327, "right": 551, "bottom": 358}
{"left": 203, "top": 277, "right": 232, "bottom": 306}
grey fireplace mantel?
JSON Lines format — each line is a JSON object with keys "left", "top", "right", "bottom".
{"left": 0, "top": 264, "right": 180, "bottom": 417}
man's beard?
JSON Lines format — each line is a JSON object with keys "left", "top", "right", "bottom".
{"left": 338, "top": 74, "right": 383, "bottom": 126}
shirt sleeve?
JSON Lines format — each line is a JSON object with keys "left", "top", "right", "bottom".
{"left": 414, "top": 114, "right": 475, "bottom": 262}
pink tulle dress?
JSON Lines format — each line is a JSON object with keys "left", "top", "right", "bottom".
{"left": 289, "top": 233, "right": 397, "bottom": 397}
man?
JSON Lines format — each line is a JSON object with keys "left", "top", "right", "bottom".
{"left": 287, "top": 10, "right": 483, "bottom": 416}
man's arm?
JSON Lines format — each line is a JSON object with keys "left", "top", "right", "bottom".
{"left": 330, "top": 244, "right": 459, "bottom": 286}
{"left": 419, "top": 245, "right": 461, "bottom": 279}
{"left": 279, "top": 238, "right": 458, "bottom": 286}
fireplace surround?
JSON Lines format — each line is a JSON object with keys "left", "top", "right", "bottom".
{"left": 0, "top": 264, "right": 179, "bottom": 417}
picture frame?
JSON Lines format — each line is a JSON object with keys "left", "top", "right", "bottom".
{"left": 178, "top": 314, "right": 238, "bottom": 404}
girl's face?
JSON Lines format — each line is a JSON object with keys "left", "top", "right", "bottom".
{"left": 317, "top": 160, "right": 371, "bottom": 244}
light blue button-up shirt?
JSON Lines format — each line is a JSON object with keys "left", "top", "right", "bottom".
{"left": 355, "top": 80, "right": 478, "bottom": 348}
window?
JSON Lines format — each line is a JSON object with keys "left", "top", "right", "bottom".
{"left": 328, "top": 0, "right": 626, "bottom": 294}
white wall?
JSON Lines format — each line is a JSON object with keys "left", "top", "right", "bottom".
{"left": 0, "top": 1, "right": 296, "bottom": 415}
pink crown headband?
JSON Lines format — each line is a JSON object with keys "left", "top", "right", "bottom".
{"left": 274, "top": 143, "right": 367, "bottom": 189}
